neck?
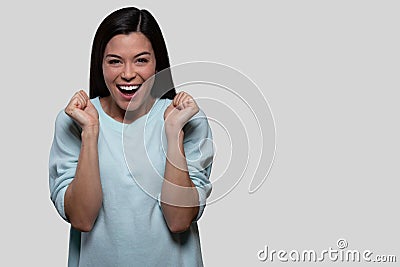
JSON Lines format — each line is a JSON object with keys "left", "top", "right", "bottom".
{"left": 100, "top": 96, "right": 156, "bottom": 124}
{"left": 124, "top": 97, "right": 156, "bottom": 123}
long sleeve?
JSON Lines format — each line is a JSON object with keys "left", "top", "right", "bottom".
{"left": 49, "top": 110, "right": 82, "bottom": 221}
{"left": 182, "top": 109, "right": 214, "bottom": 221}
{"left": 50, "top": 97, "right": 209, "bottom": 266}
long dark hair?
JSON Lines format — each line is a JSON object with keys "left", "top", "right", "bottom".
{"left": 89, "top": 7, "right": 176, "bottom": 99}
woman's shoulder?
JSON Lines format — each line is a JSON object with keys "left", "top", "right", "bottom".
{"left": 53, "top": 108, "right": 82, "bottom": 139}
{"left": 54, "top": 108, "right": 74, "bottom": 127}
{"left": 90, "top": 96, "right": 101, "bottom": 110}
{"left": 151, "top": 98, "right": 171, "bottom": 119}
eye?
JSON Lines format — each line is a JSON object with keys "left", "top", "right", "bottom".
{"left": 136, "top": 57, "right": 149, "bottom": 64}
{"left": 107, "top": 59, "right": 122, "bottom": 65}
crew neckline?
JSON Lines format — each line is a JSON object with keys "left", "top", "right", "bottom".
{"left": 92, "top": 97, "right": 166, "bottom": 132}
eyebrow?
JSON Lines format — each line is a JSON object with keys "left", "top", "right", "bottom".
{"left": 104, "top": 51, "right": 151, "bottom": 59}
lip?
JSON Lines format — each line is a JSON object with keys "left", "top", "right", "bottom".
{"left": 117, "top": 84, "right": 141, "bottom": 90}
{"left": 116, "top": 84, "right": 141, "bottom": 100}
{"left": 117, "top": 83, "right": 141, "bottom": 87}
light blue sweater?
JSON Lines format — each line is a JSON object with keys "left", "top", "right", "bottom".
{"left": 49, "top": 97, "right": 213, "bottom": 267}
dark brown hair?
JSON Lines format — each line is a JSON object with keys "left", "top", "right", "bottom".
{"left": 89, "top": 7, "right": 176, "bottom": 99}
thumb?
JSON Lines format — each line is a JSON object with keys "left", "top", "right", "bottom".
{"left": 85, "top": 98, "right": 95, "bottom": 109}
{"left": 164, "top": 102, "right": 175, "bottom": 120}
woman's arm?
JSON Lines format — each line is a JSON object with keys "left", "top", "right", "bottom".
{"left": 64, "top": 90, "right": 102, "bottom": 232}
{"left": 162, "top": 92, "right": 201, "bottom": 233}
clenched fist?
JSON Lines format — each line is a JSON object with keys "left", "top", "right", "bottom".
{"left": 65, "top": 90, "right": 99, "bottom": 131}
{"left": 163, "top": 91, "right": 199, "bottom": 135}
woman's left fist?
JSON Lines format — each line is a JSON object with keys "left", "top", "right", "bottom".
{"left": 164, "top": 91, "right": 199, "bottom": 133}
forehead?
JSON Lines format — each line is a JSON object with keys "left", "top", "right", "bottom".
{"left": 104, "top": 32, "right": 154, "bottom": 54}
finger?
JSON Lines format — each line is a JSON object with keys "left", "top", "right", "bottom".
{"left": 172, "top": 92, "right": 178, "bottom": 106}
{"left": 179, "top": 92, "right": 189, "bottom": 104}
{"left": 173, "top": 92, "right": 180, "bottom": 107}
{"left": 72, "top": 94, "right": 82, "bottom": 107}
{"left": 65, "top": 97, "right": 79, "bottom": 115}
{"left": 74, "top": 96, "right": 84, "bottom": 110}
{"left": 180, "top": 96, "right": 189, "bottom": 109}
{"left": 182, "top": 94, "right": 192, "bottom": 105}
{"left": 66, "top": 94, "right": 83, "bottom": 115}
{"left": 76, "top": 92, "right": 87, "bottom": 109}
{"left": 79, "top": 90, "right": 89, "bottom": 101}
{"left": 182, "top": 94, "right": 194, "bottom": 108}
{"left": 79, "top": 90, "right": 90, "bottom": 107}
{"left": 178, "top": 92, "right": 189, "bottom": 109}
{"left": 174, "top": 92, "right": 185, "bottom": 107}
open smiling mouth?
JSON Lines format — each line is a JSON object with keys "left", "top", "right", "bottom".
{"left": 117, "top": 84, "right": 141, "bottom": 96}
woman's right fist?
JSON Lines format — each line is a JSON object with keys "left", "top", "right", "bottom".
{"left": 65, "top": 90, "right": 99, "bottom": 130}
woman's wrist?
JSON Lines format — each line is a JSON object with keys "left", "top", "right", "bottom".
{"left": 81, "top": 125, "right": 100, "bottom": 139}
{"left": 165, "top": 125, "right": 184, "bottom": 142}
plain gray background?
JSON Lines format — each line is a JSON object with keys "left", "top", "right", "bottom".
{"left": 0, "top": 0, "right": 398, "bottom": 266}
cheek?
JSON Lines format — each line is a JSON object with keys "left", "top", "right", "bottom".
{"left": 103, "top": 67, "right": 119, "bottom": 84}
{"left": 141, "top": 64, "right": 157, "bottom": 79}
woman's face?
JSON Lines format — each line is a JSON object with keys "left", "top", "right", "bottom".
{"left": 102, "top": 32, "right": 156, "bottom": 119}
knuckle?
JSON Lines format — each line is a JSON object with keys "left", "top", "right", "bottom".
{"left": 65, "top": 107, "right": 72, "bottom": 115}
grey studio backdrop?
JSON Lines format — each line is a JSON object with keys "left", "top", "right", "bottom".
{"left": 0, "top": 0, "right": 398, "bottom": 266}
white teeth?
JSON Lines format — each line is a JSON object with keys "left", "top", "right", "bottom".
{"left": 119, "top": 85, "right": 139, "bottom": 91}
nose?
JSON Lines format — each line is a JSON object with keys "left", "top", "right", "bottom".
{"left": 121, "top": 64, "right": 136, "bottom": 81}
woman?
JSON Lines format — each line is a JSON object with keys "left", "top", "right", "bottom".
{"left": 49, "top": 7, "right": 213, "bottom": 266}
